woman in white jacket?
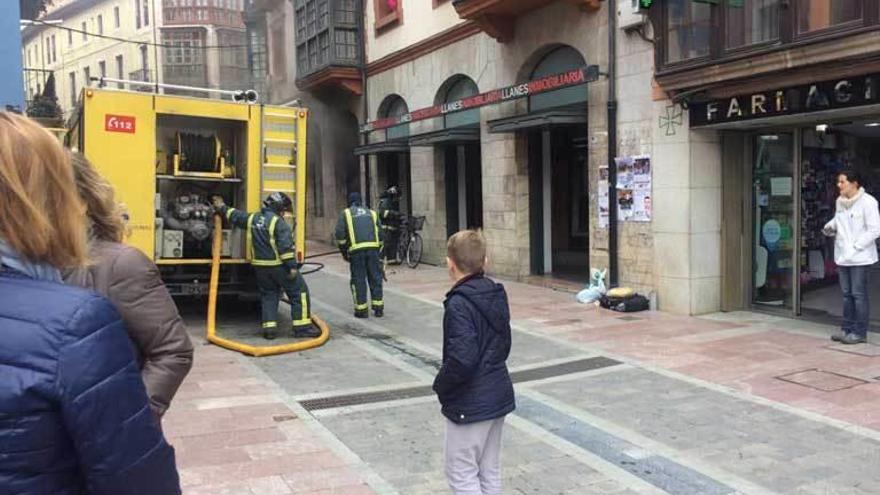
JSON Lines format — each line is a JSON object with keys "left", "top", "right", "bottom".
{"left": 823, "top": 170, "right": 880, "bottom": 344}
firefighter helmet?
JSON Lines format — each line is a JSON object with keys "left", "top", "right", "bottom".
{"left": 263, "top": 192, "right": 293, "bottom": 213}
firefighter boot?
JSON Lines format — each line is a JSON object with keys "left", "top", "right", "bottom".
{"left": 293, "top": 323, "right": 321, "bottom": 339}
{"left": 354, "top": 309, "right": 369, "bottom": 319}
{"left": 373, "top": 307, "right": 384, "bottom": 318}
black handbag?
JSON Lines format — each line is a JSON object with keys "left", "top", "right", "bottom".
{"left": 599, "top": 293, "right": 650, "bottom": 313}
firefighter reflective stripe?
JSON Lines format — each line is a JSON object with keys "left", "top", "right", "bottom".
{"left": 371, "top": 210, "right": 380, "bottom": 247}
{"left": 268, "top": 216, "right": 279, "bottom": 258}
{"left": 351, "top": 284, "right": 369, "bottom": 311}
{"left": 281, "top": 252, "right": 296, "bottom": 260}
{"left": 246, "top": 213, "right": 255, "bottom": 261}
{"left": 251, "top": 215, "right": 284, "bottom": 266}
{"left": 344, "top": 209, "right": 357, "bottom": 247}
{"left": 293, "top": 293, "right": 311, "bottom": 326}
{"left": 371, "top": 300, "right": 384, "bottom": 307}
{"left": 226, "top": 207, "right": 236, "bottom": 221}
{"left": 344, "top": 208, "right": 381, "bottom": 251}
{"left": 262, "top": 321, "right": 278, "bottom": 328}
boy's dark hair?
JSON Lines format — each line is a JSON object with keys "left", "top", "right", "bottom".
{"left": 447, "top": 230, "right": 486, "bottom": 275}
{"left": 838, "top": 169, "right": 863, "bottom": 188}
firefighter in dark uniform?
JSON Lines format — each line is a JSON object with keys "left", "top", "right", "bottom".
{"left": 212, "top": 193, "right": 319, "bottom": 340}
{"left": 377, "top": 186, "right": 403, "bottom": 261}
{"left": 335, "top": 192, "right": 384, "bottom": 318}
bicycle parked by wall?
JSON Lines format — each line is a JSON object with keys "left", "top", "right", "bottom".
{"left": 396, "top": 215, "right": 425, "bottom": 268}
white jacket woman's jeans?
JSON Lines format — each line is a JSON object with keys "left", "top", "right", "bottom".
{"left": 824, "top": 188, "right": 880, "bottom": 336}
{"left": 824, "top": 189, "right": 880, "bottom": 267}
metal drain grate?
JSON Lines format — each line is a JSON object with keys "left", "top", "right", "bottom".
{"left": 510, "top": 356, "right": 621, "bottom": 384}
{"left": 300, "top": 385, "right": 434, "bottom": 411}
{"left": 300, "top": 356, "right": 622, "bottom": 412}
{"left": 776, "top": 369, "right": 868, "bottom": 392}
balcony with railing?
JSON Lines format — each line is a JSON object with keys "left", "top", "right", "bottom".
{"left": 451, "top": 0, "right": 601, "bottom": 42}
{"left": 293, "top": 0, "right": 363, "bottom": 95}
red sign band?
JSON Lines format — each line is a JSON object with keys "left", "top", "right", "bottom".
{"left": 360, "top": 65, "right": 599, "bottom": 133}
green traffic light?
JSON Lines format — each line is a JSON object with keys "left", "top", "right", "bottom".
{"left": 640, "top": 0, "right": 653, "bottom": 7}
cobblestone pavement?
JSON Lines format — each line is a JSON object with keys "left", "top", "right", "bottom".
{"left": 165, "top": 246, "right": 880, "bottom": 494}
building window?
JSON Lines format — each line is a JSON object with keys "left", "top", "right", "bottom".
{"left": 136, "top": 0, "right": 143, "bottom": 28}
{"left": 68, "top": 29, "right": 73, "bottom": 47}
{"left": 144, "top": 0, "right": 151, "bottom": 26}
{"left": 69, "top": 71, "right": 76, "bottom": 108}
{"left": 99, "top": 60, "right": 106, "bottom": 79}
{"left": 82, "top": 21, "right": 88, "bottom": 41}
{"left": 114, "top": 6, "right": 121, "bottom": 28}
{"left": 656, "top": 0, "right": 878, "bottom": 71}
{"left": 97, "top": 14, "right": 104, "bottom": 34}
{"left": 797, "top": 0, "right": 862, "bottom": 34}
{"left": 665, "top": 0, "right": 712, "bottom": 63}
{"left": 248, "top": 20, "right": 268, "bottom": 81}
{"left": 140, "top": 45, "right": 149, "bottom": 72}
{"left": 163, "top": 30, "right": 205, "bottom": 65}
{"left": 374, "top": 0, "right": 402, "bottom": 32}
{"left": 726, "top": 0, "right": 780, "bottom": 48}
{"left": 115, "top": 54, "right": 124, "bottom": 89}
{"left": 83, "top": 66, "right": 91, "bottom": 87}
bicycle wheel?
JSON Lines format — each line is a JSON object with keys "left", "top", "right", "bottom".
{"left": 406, "top": 233, "right": 423, "bottom": 269}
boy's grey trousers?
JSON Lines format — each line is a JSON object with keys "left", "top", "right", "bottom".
{"left": 444, "top": 416, "right": 505, "bottom": 495}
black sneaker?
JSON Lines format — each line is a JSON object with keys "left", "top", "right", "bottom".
{"left": 354, "top": 309, "right": 369, "bottom": 319}
{"left": 374, "top": 307, "right": 384, "bottom": 318}
{"left": 842, "top": 333, "right": 867, "bottom": 345}
{"left": 831, "top": 330, "right": 847, "bottom": 342}
{"left": 294, "top": 325, "right": 321, "bottom": 339}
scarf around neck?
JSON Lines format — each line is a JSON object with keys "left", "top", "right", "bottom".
{"left": 837, "top": 187, "right": 865, "bottom": 211}
{"left": 0, "top": 239, "right": 62, "bottom": 283}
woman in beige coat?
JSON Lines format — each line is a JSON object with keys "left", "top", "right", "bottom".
{"left": 65, "top": 153, "right": 194, "bottom": 418}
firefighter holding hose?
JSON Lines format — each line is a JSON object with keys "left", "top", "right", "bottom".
{"left": 212, "top": 193, "right": 319, "bottom": 340}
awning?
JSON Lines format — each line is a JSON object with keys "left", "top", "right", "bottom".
{"left": 353, "top": 140, "right": 410, "bottom": 156}
{"left": 409, "top": 126, "right": 480, "bottom": 146}
{"left": 488, "top": 107, "right": 587, "bottom": 133}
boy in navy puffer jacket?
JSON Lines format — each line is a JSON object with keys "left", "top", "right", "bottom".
{"left": 433, "top": 230, "right": 515, "bottom": 495}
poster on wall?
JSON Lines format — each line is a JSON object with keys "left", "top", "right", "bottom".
{"left": 615, "top": 157, "right": 634, "bottom": 221}
{"left": 598, "top": 166, "right": 609, "bottom": 228}
{"left": 613, "top": 155, "right": 652, "bottom": 223}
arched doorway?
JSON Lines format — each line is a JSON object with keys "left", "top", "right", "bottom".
{"left": 519, "top": 45, "right": 590, "bottom": 279}
{"left": 436, "top": 75, "right": 483, "bottom": 236}
{"left": 374, "top": 94, "right": 412, "bottom": 214}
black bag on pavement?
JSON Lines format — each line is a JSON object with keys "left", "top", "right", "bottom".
{"left": 599, "top": 293, "right": 650, "bottom": 313}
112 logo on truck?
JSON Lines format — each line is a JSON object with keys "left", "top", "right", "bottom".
{"left": 104, "top": 114, "right": 136, "bottom": 133}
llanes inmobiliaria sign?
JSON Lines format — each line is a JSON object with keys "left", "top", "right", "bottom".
{"left": 360, "top": 65, "right": 600, "bottom": 133}
{"left": 690, "top": 73, "right": 880, "bottom": 127}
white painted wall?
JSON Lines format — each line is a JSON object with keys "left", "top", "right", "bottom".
{"left": 365, "top": 0, "right": 463, "bottom": 62}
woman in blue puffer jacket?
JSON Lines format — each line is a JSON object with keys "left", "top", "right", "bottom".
{"left": 0, "top": 112, "right": 180, "bottom": 495}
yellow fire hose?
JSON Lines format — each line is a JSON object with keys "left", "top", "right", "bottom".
{"left": 206, "top": 215, "right": 330, "bottom": 357}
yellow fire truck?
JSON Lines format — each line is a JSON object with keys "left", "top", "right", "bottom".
{"left": 66, "top": 85, "right": 308, "bottom": 299}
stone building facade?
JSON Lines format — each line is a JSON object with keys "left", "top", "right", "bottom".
{"left": 360, "top": 0, "right": 662, "bottom": 299}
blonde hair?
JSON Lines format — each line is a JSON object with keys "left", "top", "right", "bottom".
{"left": 0, "top": 112, "right": 87, "bottom": 268}
{"left": 70, "top": 153, "right": 125, "bottom": 243}
{"left": 447, "top": 229, "right": 487, "bottom": 275}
